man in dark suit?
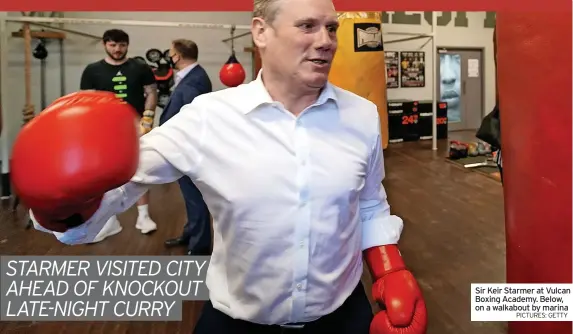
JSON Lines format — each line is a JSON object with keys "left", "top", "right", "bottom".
{"left": 160, "top": 39, "right": 213, "bottom": 255}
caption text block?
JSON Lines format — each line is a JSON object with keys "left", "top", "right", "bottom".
{"left": 471, "top": 283, "right": 573, "bottom": 321}
{"left": 1, "top": 256, "right": 210, "bottom": 321}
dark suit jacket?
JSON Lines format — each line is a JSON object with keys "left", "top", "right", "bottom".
{"left": 159, "top": 64, "right": 212, "bottom": 125}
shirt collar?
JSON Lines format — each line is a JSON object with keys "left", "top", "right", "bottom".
{"left": 175, "top": 62, "right": 198, "bottom": 82}
{"left": 242, "top": 70, "right": 338, "bottom": 114}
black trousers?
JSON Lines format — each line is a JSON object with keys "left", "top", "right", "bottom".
{"left": 178, "top": 176, "right": 211, "bottom": 252}
{"left": 193, "top": 282, "right": 373, "bottom": 334}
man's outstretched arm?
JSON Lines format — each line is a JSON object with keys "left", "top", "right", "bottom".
{"left": 13, "top": 91, "right": 209, "bottom": 245}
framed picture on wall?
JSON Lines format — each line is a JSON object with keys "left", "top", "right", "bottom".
{"left": 384, "top": 51, "right": 400, "bottom": 89}
{"left": 400, "top": 51, "right": 426, "bottom": 88}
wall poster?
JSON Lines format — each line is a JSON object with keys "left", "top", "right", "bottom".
{"left": 439, "top": 53, "right": 462, "bottom": 123}
{"left": 400, "top": 51, "right": 426, "bottom": 88}
{"left": 384, "top": 51, "right": 400, "bottom": 89}
{"left": 468, "top": 58, "right": 480, "bottom": 77}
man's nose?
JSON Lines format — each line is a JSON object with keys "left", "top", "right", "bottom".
{"left": 441, "top": 65, "right": 456, "bottom": 81}
{"left": 315, "top": 27, "right": 334, "bottom": 49}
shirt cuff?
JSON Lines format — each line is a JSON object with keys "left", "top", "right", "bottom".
{"left": 361, "top": 215, "right": 404, "bottom": 250}
{"left": 30, "top": 187, "right": 128, "bottom": 245}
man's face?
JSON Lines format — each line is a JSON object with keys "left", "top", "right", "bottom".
{"left": 104, "top": 41, "right": 128, "bottom": 61}
{"left": 253, "top": 0, "right": 339, "bottom": 89}
{"left": 440, "top": 54, "right": 461, "bottom": 110}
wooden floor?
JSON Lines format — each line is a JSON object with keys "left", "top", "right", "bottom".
{"left": 0, "top": 132, "right": 506, "bottom": 334}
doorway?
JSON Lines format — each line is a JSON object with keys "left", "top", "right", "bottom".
{"left": 436, "top": 48, "right": 485, "bottom": 131}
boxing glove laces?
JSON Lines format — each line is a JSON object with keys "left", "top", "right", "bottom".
{"left": 365, "top": 245, "right": 428, "bottom": 334}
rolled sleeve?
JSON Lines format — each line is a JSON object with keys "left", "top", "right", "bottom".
{"left": 360, "top": 127, "right": 404, "bottom": 250}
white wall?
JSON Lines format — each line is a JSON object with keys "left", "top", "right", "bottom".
{"left": 382, "top": 11, "right": 496, "bottom": 115}
{"left": 60, "top": 11, "right": 254, "bottom": 95}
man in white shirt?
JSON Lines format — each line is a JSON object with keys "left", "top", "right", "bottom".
{"left": 13, "top": 0, "right": 427, "bottom": 333}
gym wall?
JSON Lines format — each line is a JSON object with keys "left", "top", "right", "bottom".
{"left": 382, "top": 11, "right": 496, "bottom": 116}
{"left": 0, "top": 11, "right": 253, "bottom": 162}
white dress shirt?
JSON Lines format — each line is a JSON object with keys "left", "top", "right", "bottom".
{"left": 33, "top": 71, "right": 404, "bottom": 325}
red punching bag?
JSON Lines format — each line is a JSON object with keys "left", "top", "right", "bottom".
{"left": 220, "top": 52, "right": 246, "bottom": 87}
{"left": 497, "top": 11, "right": 572, "bottom": 334}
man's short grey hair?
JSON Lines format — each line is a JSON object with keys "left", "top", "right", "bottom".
{"left": 253, "top": 0, "right": 282, "bottom": 23}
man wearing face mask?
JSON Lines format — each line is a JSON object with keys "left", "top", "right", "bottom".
{"left": 159, "top": 39, "right": 212, "bottom": 124}
{"left": 79, "top": 29, "right": 158, "bottom": 240}
{"left": 160, "top": 39, "right": 213, "bottom": 256}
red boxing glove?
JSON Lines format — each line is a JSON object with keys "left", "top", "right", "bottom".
{"left": 365, "top": 245, "right": 427, "bottom": 334}
{"left": 11, "top": 91, "right": 140, "bottom": 233}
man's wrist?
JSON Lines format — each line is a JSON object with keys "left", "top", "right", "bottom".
{"left": 143, "top": 110, "right": 155, "bottom": 118}
{"left": 364, "top": 244, "right": 406, "bottom": 279}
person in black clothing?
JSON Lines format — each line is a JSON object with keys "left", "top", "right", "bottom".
{"left": 79, "top": 29, "right": 159, "bottom": 242}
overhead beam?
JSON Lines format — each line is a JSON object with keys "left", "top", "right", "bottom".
{"left": 25, "top": 22, "right": 99, "bottom": 40}
{"left": 12, "top": 29, "right": 66, "bottom": 40}
{"left": 6, "top": 16, "right": 251, "bottom": 30}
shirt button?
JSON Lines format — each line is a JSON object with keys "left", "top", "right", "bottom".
{"left": 297, "top": 283, "right": 302, "bottom": 290}
{"left": 299, "top": 241, "right": 304, "bottom": 247}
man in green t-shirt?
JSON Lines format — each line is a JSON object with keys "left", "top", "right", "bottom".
{"left": 80, "top": 29, "right": 158, "bottom": 241}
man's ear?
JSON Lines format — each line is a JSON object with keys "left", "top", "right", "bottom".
{"left": 251, "top": 17, "right": 267, "bottom": 49}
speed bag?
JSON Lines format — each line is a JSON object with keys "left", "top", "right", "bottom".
{"left": 329, "top": 12, "right": 389, "bottom": 149}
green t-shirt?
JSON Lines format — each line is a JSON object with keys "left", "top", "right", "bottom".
{"left": 80, "top": 58, "right": 156, "bottom": 116}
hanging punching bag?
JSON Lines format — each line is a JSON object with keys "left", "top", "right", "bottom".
{"left": 497, "top": 11, "right": 572, "bottom": 334}
{"left": 32, "top": 42, "right": 48, "bottom": 60}
{"left": 329, "top": 12, "right": 389, "bottom": 149}
{"left": 220, "top": 52, "right": 246, "bottom": 87}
